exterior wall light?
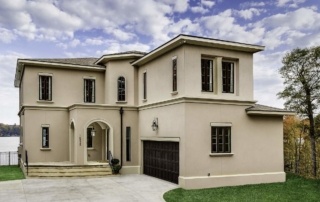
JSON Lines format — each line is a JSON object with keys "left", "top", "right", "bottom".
{"left": 152, "top": 118, "right": 158, "bottom": 131}
{"left": 91, "top": 127, "right": 96, "bottom": 137}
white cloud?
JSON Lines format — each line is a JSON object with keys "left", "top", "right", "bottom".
{"left": 0, "top": 28, "right": 16, "bottom": 43}
{"left": 240, "top": 1, "right": 266, "bottom": 8}
{"left": 97, "top": 42, "right": 150, "bottom": 55}
{"left": 235, "top": 8, "right": 263, "bottom": 20}
{"left": 173, "top": 0, "right": 189, "bottom": 12}
{"left": 202, "top": 0, "right": 215, "bottom": 8}
{"left": 0, "top": 52, "right": 28, "bottom": 124}
{"left": 276, "top": 0, "right": 306, "bottom": 8}
{"left": 191, "top": 6, "right": 209, "bottom": 14}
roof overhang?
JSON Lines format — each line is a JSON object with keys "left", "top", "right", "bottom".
{"left": 95, "top": 53, "right": 145, "bottom": 65}
{"left": 132, "top": 34, "right": 265, "bottom": 67}
{"left": 246, "top": 111, "right": 296, "bottom": 116}
{"left": 14, "top": 59, "right": 105, "bottom": 87}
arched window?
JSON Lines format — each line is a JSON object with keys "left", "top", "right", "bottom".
{"left": 118, "top": 76, "right": 126, "bottom": 101}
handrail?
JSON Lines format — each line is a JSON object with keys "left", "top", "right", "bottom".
{"left": 25, "top": 150, "right": 28, "bottom": 176}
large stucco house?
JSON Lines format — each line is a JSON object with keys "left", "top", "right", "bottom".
{"left": 14, "top": 34, "right": 294, "bottom": 189}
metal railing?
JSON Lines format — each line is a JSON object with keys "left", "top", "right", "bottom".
{"left": 0, "top": 151, "right": 18, "bottom": 166}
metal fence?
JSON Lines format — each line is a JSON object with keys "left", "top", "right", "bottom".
{"left": 0, "top": 151, "right": 18, "bottom": 166}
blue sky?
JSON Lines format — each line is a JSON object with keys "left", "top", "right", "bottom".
{"left": 0, "top": 0, "right": 319, "bottom": 124}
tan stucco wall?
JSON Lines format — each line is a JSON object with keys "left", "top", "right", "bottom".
{"left": 104, "top": 59, "right": 138, "bottom": 106}
{"left": 22, "top": 66, "right": 105, "bottom": 106}
{"left": 23, "top": 108, "right": 69, "bottom": 163}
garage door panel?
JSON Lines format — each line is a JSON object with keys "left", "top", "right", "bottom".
{"left": 143, "top": 141, "right": 179, "bottom": 184}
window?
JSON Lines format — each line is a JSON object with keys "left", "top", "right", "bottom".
{"left": 39, "top": 75, "right": 52, "bottom": 101}
{"left": 172, "top": 58, "right": 177, "bottom": 92}
{"left": 42, "top": 127, "right": 49, "bottom": 148}
{"left": 87, "top": 127, "right": 93, "bottom": 148}
{"left": 84, "top": 79, "right": 95, "bottom": 103}
{"left": 126, "top": 127, "right": 131, "bottom": 161}
{"left": 118, "top": 76, "right": 126, "bottom": 101}
{"left": 222, "top": 62, "right": 234, "bottom": 93}
{"left": 211, "top": 126, "right": 231, "bottom": 153}
{"left": 201, "top": 59, "right": 213, "bottom": 92}
{"left": 143, "top": 72, "right": 147, "bottom": 99}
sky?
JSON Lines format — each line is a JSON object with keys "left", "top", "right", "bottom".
{"left": 0, "top": 0, "right": 320, "bottom": 124}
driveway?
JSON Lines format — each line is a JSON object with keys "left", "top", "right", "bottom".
{"left": 0, "top": 174, "right": 178, "bottom": 202}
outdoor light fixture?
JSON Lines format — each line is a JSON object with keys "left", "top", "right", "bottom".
{"left": 91, "top": 127, "right": 96, "bottom": 137}
{"left": 151, "top": 118, "right": 158, "bottom": 131}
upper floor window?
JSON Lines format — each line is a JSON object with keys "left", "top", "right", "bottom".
{"left": 211, "top": 126, "right": 231, "bottom": 153}
{"left": 172, "top": 57, "right": 177, "bottom": 92}
{"left": 118, "top": 76, "right": 126, "bottom": 101}
{"left": 84, "top": 79, "right": 95, "bottom": 103}
{"left": 143, "top": 72, "right": 147, "bottom": 100}
{"left": 39, "top": 75, "right": 52, "bottom": 101}
{"left": 222, "top": 62, "right": 234, "bottom": 93}
{"left": 42, "top": 126, "right": 49, "bottom": 148}
{"left": 201, "top": 59, "right": 213, "bottom": 92}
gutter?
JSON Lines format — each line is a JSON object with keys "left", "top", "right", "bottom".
{"left": 119, "top": 107, "right": 124, "bottom": 166}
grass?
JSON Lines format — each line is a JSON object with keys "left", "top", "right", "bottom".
{"left": 164, "top": 173, "right": 320, "bottom": 202}
{"left": 0, "top": 166, "right": 25, "bottom": 181}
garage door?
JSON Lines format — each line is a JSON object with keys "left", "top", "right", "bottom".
{"left": 143, "top": 141, "right": 179, "bottom": 184}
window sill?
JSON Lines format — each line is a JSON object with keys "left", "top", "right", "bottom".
{"left": 209, "top": 153, "right": 234, "bottom": 157}
{"left": 116, "top": 101, "right": 127, "bottom": 104}
{"left": 171, "top": 91, "right": 178, "bottom": 95}
{"left": 142, "top": 99, "right": 147, "bottom": 103}
{"left": 87, "top": 148, "right": 95, "bottom": 150}
{"left": 40, "top": 148, "right": 51, "bottom": 151}
{"left": 37, "top": 100, "right": 54, "bottom": 104}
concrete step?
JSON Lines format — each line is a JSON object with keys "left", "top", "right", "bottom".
{"left": 26, "top": 165, "right": 113, "bottom": 177}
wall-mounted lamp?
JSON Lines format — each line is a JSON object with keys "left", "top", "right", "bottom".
{"left": 91, "top": 127, "right": 96, "bottom": 137}
{"left": 151, "top": 118, "right": 158, "bottom": 131}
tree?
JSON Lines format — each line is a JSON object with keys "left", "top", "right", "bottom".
{"left": 278, "top": 46, "right": 320, "bottom": 178}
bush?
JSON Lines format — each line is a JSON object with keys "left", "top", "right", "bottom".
{"left": 111, "top": 158, "right": 119, "bottom": 165}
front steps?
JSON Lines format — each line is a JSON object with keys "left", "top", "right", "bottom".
{"left": 24, "top": 164, "right": 113, "bottom": 178}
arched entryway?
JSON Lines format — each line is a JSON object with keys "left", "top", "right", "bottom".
{"left": 85, "top": 120, "right": 113, "bottom": 164}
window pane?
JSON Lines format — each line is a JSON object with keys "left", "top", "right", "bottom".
{"left": 201, "top": 59, "right": 213, "bottom": 92}
{"left": 39, "top": 76, "right": 52, "bottom": 101}
{"left": 84, "top": 79, "right": 95, "bottom": 103}
{"left": 222, "top": 62, "right": 234, "bottom": 93}
{"left": 211, "top": 126, "right": 231, "bottom": 153}
{"left": 118, "top": 77, "right": 126, "bottom": 101}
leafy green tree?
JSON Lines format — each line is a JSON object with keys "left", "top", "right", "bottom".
{"left": 278, "top": 46, "right": 320, "bottom": 177}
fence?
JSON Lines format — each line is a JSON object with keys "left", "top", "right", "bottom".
{"left": 0, "top": 151, "right": 18, "bottom": 166}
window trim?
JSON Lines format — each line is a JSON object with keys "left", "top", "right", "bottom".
{"left": 41, "top": 125, "right": 50, "bottom": 148}
{"left": 117, "top": 76, "right": 126, "bottom": 102}
{"left": 39, "top": 75, "right": 52, "bottom": 101}
{"left": 211, "top": 123, "right": 232, "bottom": 154}
{"left": 201, "top": 58, "right": 214, "bottom": 92}
{"left": 84, "top": 78, "right": 96, "bottom": 103}
{"left": 222, "top": 61, "right": 235, "bottom": 94}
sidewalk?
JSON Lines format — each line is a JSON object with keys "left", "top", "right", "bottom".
{"left": 0, "top": 174, "right": 177, "bottom": 202}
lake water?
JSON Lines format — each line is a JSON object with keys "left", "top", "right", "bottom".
{"left": 0, "top": 137, "right": 20, "bottom": 152}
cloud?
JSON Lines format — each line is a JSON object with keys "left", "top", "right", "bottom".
{"left": 276, "top": 0, "right": 306, "bottom": 8}
{"left": 202, "top": 0, "right": 215, "bottom": 8}
{"left": 240, "top": 1, "right": 266, "bottom": 8}
{"left": 0, "top": 52, "right": 28, "bottom": 124}
{"left": 96, "top": 41, "right": 150, "bottom": 55}
{"left": 0, "top": 28, "right": 16, "bottom": 43}
{"left": 190, "top": 0, "right": 215, "bottom": 14}
{"left": 173, "top": 0, "right": 189, "bottom": 12}
{"left": 235, "top": 8, "right": 264, "bottom": 20}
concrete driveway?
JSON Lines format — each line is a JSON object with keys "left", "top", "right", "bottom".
{"left": 0, "top": 174, "right": 178, "bottom": 202}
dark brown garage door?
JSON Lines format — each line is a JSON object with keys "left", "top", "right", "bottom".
{"left": 143, "top": 141, "right": 179, "bottom": 184}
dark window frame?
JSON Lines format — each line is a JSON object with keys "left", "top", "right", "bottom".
{"left": 87, "top": 127, "right": 93, "bottom": 148}
{"left": 84, "top": 79, "right": 95, "bottom": 103}
{"left": 42, "top": 127, "right": 49, "bottom": 148}
{"left": 143, "top": 72, "right": 147, "bottom": 100}
{"left": 211, "top": 126, "right": 231, "bottom": 153}
{"left": 126, "top": 127, "right": 131, "bottom": 161}
{"left": 118, "top": 76, "right": 126, "bottom": 101}
{"left": 172, "top": 58, "right": 177, "bottom": 92}
{"left": 222, "top": 61, "right": 234, "bottom": 93}
{"left": 201, "top": 59, "right": 213, "bottom": 92}
{"left": 39, "top": 75, "right": 52, "bottom": 101}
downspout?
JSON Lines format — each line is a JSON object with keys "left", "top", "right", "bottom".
{"left": 119, "top": 107, "right": 124, "bottom": 167}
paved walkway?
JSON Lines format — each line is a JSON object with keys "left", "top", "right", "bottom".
{"left": 0, "top": 174, "right": 178, "bottom": 202}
